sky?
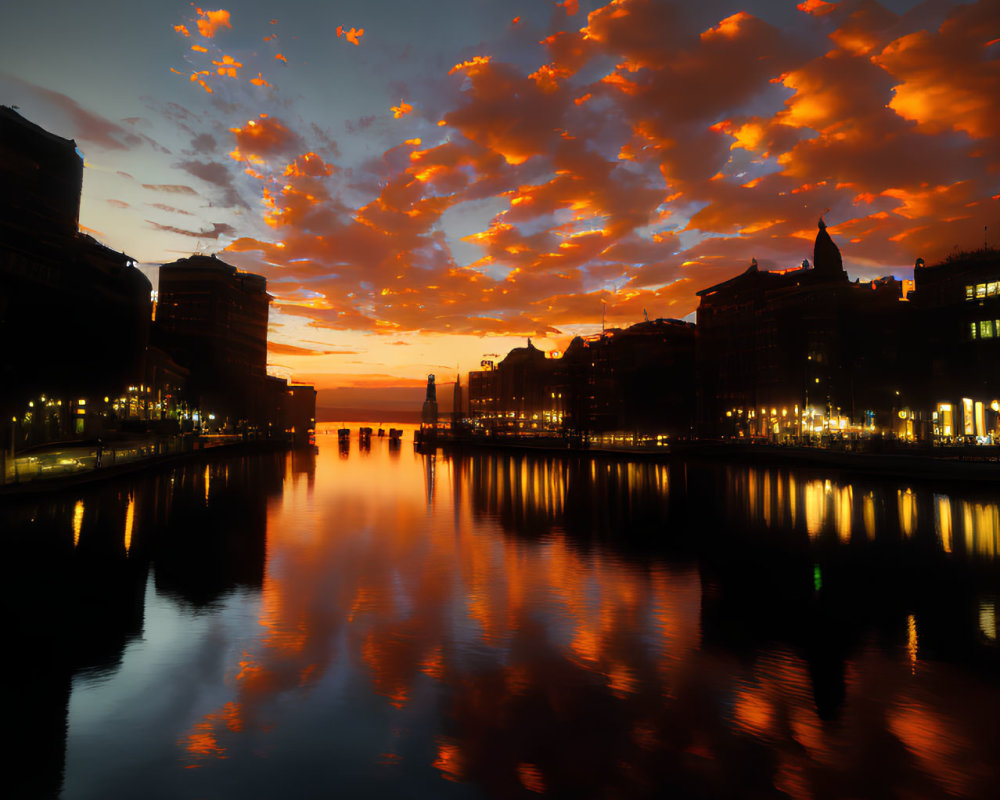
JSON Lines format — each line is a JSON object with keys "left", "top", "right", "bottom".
{"left": 2, "top": 0, "right": 998, "bottom": 393}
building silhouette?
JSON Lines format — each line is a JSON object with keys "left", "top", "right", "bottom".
{"left": 154, "top": 253, "right": 316, "bottom": 438}
{"left": 154, "top": 254, "right": 270, "bottom": 431}
{"left": 1, "top": 108, "right": 315, "bottom": 451}
{"left": 562, "top": 318, "right": 695, "bottom": 437}
{"left": 1, "top": 106, "right": 151, "bottom": 444}
{"left": 468, "top": 339, "right": 560, "bottom": 435}
{"left": 467, "top": 322, "right": 695, "bottom": 440}
{"left": 696, "top": 220, "right": 907, "bottom": 440}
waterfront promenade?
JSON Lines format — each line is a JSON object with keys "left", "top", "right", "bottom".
{"left": 0, "top": 434, "right": 291, "bottom": 494}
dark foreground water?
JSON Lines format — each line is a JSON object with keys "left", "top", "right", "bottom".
{"left": 3, "top": 426, "right": 999, "bottom": 800}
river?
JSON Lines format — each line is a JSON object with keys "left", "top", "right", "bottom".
{"left": 4, "top": 423, "right": 998, "bottom": 799}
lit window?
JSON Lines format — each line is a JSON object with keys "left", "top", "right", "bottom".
{"left": 966, "top": 285, "right": 975, "bottom": 300}
{"left": 977, "top": 283, "right": 987, "bottom": 299}
{"left": 971, "top": 322, "right": 978, "bottom": 340}
{"left": 982, "top": 320, "right": 995, "bottom": 339}
{"left": 989, "top": 282, "right": 999, "bottom": 296}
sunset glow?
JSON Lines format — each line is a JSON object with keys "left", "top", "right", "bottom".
{"left": 3, "top": 0, "right": 998, "bottom": 395}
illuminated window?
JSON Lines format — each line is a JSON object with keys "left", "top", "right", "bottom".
{"left": 967, "top": 285, "right": 975, "bottom": 300}
{"left": 989, "top": 282, "right": 999, "bottom": 296}
{"left": 977, "top": 283, "right": 988, "bottom": 299}
{"left": 982, "top": 320, "right": 995, "bottom": 339}
{"left": 971, "top": 322, "right": 978, "bottom": 340}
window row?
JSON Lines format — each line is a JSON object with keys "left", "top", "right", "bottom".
{"left": 964, "top": 281, "right": 1000, "bottom": 300}
{"left": 969, "top": 319, "right": 1000, "bottom": 339}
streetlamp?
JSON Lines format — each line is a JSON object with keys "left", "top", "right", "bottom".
{"left": 10, "top": 416, "right": 18, "bottom": 482}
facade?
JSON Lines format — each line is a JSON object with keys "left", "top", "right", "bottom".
{"left": 911, "top": 248, "right": 1000, "bottom": 441}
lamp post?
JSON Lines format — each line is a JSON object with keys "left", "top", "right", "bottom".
{"left": 10, "top": 416, "right": 18, "bottom": 482}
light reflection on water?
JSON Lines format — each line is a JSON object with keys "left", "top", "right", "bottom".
{"left": 3, "top": 426, "right": 999, "bottom": 799}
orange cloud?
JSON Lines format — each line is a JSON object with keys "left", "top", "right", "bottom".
{"left": 212, "top": 54, "right": 242, "bottom": 78}
{"left": 205, "top": 0, "right": 998, "bottom": 341}
{"left": 174, "top": 24, "right": 191, "bottom": 37}
{"left": 275, "top": 52, "right": 287, "bottom": 63}
{"left": 337, "top": 26, "right": 364, "bottom": 45}
{"left": 873, "top": 1, "right": 1000, "bottom": 139}
{"left": 797, "top": 0, "right": 836, "bottom": 15}
{"left": 194, "top": 8, "right": 231, "bottom": 38}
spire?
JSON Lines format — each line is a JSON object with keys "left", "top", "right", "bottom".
{"left": 812, "top": 217, "right": 846, "bottom": 280}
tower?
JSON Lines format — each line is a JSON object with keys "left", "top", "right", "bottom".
{"left": 812, "top": 217, "right": 848, "bottom": 281}
{"left": 421, "top": 374, "right": 438, "bottom": 426}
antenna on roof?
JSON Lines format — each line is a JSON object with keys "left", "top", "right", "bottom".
{"left": 643, "top": 308, "right": 649, "bottom": 322}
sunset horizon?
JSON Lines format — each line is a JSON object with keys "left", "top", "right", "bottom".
{"left": 4, "top": 0, "right": 998, "bottom": 395}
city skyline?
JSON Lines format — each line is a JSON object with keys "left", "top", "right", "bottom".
{"left": 3, "top": 0, "right": 998, "bottom": 396}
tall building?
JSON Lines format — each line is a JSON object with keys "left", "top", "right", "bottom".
{"left": 0, "top": 107, "right": 151, "bottom": 442}
{"left": 155, "top": 254, "right": 270, "bottom": 430}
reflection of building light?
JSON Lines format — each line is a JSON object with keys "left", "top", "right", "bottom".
{"left": 898, "top": 489, "right": 916, "bottom": 538}
{"left": 805, "top": 480, "right": 824, "bottom": 538}
{"left": 936, "top": 495, "right": 953, "bottom": 553}
{"left": 124, "top": 495, "right": 135, "bottom": 555}
{"left": 72, "top": 500, "right": 84, "bottom": 547}
{"left": 980, "top": 600, "right": 997, "bottom": 641}
{"left": 907, "top": 614, "right": 918, "bottom": 673}
{"left": 863, "top": 492, "right": 875, "bottom": 540}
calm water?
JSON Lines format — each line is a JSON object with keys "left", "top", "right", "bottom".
{"left": 4, "top": 425, "right": 999, "bottom": 799}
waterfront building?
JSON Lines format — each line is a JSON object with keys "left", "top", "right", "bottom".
{"left": 911, "top": 248, "right": 1000, "bottom": 441}
{"left": 695, "top": 220, "right": 908, "bottom": 440}
{"left": 154, "top": 254, "right": 270, "bottom": 432}
{"left": 286, "top": 383, "right": 317, "bottom": 443}
{"left": 467, "top": 339, "right": 562, "bottom": 435}
{"left": 0, "top": 106, "right": 151, "bottom": 445}
{"left": 562, "top": 318, "right": 696, "bottom": 438}
{"left": 467, "top": 322, "right": 695, "bottom": 440}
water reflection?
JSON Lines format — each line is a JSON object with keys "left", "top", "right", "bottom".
{"left": 4, "top": 433, "right": 999, "bottom": 799}
{"left": 720, "top": 465, "right": 1000, "bottom": 558}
